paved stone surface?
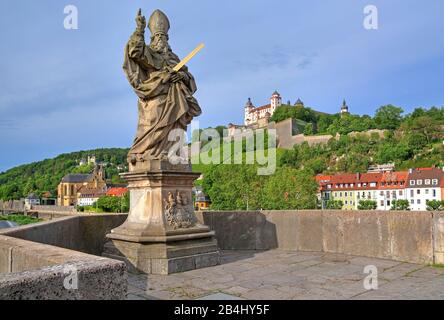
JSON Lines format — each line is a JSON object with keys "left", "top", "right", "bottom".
{"left": 126, "top": 250, "right": 444, "bottom": 300}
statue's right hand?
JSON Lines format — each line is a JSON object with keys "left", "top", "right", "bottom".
{"left": 135, "top": 9, "right": 146, "bottom": 30}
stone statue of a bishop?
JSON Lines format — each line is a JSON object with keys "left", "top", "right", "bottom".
{"left": 123, "top": 9, "right": 201, "bottom": 169}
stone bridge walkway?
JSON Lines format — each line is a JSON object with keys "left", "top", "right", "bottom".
{"left": 127, "top": 250, "right": 444, "bottom": 300}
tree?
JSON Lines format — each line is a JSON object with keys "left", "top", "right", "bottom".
{"left": 303, "top": 123, "right": 314, "bottom": 135}
{"left": 426, "top": 200, "right": 444, "bottom": 211}
{"left": 391, "top": 199, "right": 410, "bottom": 211}
{"left": 261, "top": 168, "right": 318, "bottom": 210}
{"left": 374, "top": 105, "right": 404, "bottom": 130}
{"left": 96, "top": 195, "right": 122, "bottom": 213}
{"left": 325, "top": 200, "right": 343, "bottom": 210}
{"left": 358, "top": 200, "right": 377, "bottom": 210}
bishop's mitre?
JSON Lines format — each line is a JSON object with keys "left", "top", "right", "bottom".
{"left": 148, "top": 9, "right": 170, "bottom": 36}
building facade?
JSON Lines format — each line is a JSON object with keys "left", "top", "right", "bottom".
{"left": 406, "top": 167, "right": 443, "bottom": 211}
{"left": 376, "top": 171, "right": 408, "bottom": 210}
{"left": 317, "top": 166, "right": 444, "bottom": 211}
{"left": 244, "top": 91, "right": 282, "bottom": 127}
{"left": 57, "top": 165, "right": 106, "bottom": 206}
{"left": 77, "top": 187, "right": 106, "bottom": 207}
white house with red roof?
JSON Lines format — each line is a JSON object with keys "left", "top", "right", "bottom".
{"left": 406, "top": 167, "right": 444, "bottom": 211}
{"left": 376, "top": 171, "right": 408, "bottom": 210}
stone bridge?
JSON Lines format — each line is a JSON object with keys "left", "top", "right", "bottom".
{"left": 0, "top": 210, "right": 443, "bottom": 299}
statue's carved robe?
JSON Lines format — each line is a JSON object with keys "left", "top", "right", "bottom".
{"left": 123, "top": 29, "right": 201, "bottom": 161}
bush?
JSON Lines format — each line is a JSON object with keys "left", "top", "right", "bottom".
{"left": 391, "top": 200, "right": 410, "bottom": 211}
{"left": 426, "top": 200, "right": 444, "bottom": 211}
{"left": 325, "top": 200, "right": 343, "bottom": 210}
{"left": 358, "top": 200, "right": 377, "bottom": 210}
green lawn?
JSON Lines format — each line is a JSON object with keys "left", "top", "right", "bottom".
{"left": 0, "top": 214, "right": 43, "bottom": 226}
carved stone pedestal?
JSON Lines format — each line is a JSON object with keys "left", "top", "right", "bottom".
{"left": 103, "top": 163, "right": 220, "bottom": 275}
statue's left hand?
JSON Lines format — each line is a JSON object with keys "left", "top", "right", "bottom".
{"left": 170, "top": 71, "right": 185, "bottom": 83}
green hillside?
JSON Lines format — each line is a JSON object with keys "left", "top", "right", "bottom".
{"left": 0, "top": 148, "right": 129, "bottom": 200}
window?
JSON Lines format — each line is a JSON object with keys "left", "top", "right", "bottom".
{"left": 340, "top": 192, "right": 342, "bottom": 197}
{"left": 380, "top": 191, "right": 384, "bottom": 196}
{"left": 345, "top": 200, "right": 348, "bottom": 205}
{"left": 425, "top": 179, "right": 431, "bottom": 185}
{"left": 368, "top": 192, "right": 371, "bottom": 199}
{"left": 410, "top": 180, "right": 415, "bottom": 186}
{"left": 345, "top": 192, "right": 347, "bottom": 197}
{"left": 417, "top": 180, "right": 422, "bottom": 185}
{"left": 417, "top": 189, "right": 420, "bottom": 195}
{"left": 358, "top": 183, "right": 361, "bottom": 187}
{"left": 433, "top": 189, "right": 436, "bottom": 197}
{"left": 432, "top": 179, "right": 438, "bottom": 185}
{"left": 417, "top": 199, "right": 421, "bottom": 204}
{"left": 387, "top": 200, "right": 390, "bottom": 206}
{"left": 399, "top": 190, "right": 403, "bottom": 196}
{"left": 425, "top": 189, "right": 429, "bottom": 195}
{"left": 370, "top": 182, "right": 376, "bottom": 187}
{"left": 411, "top": 199, "right": 414, "bottom": 204}
{"left": 380, "top": 201, "right": 384, "bottom": 206}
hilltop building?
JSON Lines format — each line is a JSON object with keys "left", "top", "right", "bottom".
{"left": 57, "top": 165, "right": 106, "bottom": 206}
{"left": 244, "top": 91, "right": 282, "bottom": 127}
{"left": 340, "top": 99, "right": 349, "bottom": 116}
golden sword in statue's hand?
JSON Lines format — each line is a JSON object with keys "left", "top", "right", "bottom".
{"left": 173, "top": 43, "right": 205, "bottom": 72}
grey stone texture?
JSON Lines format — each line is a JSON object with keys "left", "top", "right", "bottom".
{"left": 103, "top": 237, "right": 220, "bottom": 275}
{"left": 105, "top": 169, "right": 220, "bottom": 275}
{"left": 0, "top": 213, "right": 127, "bottom": 255}
{"left": 199, "top": 210, "right": 444, "bottom": 265}
{"left": 126, "top": 250, "right": 444, "bottom": 300}
{"left": 0, "top": 235, "right": 127, "bottom": 300}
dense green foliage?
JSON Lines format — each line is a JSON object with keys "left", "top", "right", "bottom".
{"left": 426, "top": 200, "right": 444, "bottom": 211}
{"left": 271, "top": 104, "right": 444, "bottom": 137}
{"left": 199, "top": 106, "right": 443, "bottom": 210}
{"left": 391, "top": 200, "right": 410, "bottom": 211}
{"left": 325, "top": 200, "right": 343, "bottom": 209}
{"left": 0, "top": 214, "right": 43, "bottom": 225}
{"left": 358, "top": 200, "right": 377, "bottom": 210}
{"left": 270, "top": 104, "right": 319, "bottom": 124}
{"left": 0, "top": 148, "right": 129, "bottom": 201}
{"left": 279, "top": 107, "right": 444, "bottom": 174}
{"left": 201, "top": 165, "right": 318, "bottom": 210}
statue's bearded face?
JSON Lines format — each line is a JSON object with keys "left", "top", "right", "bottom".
{"left": 150, "top": 33, "right": 170, "bottom": 54}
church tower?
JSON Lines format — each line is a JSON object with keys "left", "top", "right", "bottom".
{"left": 270, "top": 90, "right": 282, "bottom": 113}
{"left": 341, "top": 99, "right": 349, "bottom": 116}
{"left": 244, "top": 97, "right": 254, "bottom": 126}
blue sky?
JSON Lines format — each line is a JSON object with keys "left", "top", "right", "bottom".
{"left": 1, "top": 0, "right": 444, "bottom": 172}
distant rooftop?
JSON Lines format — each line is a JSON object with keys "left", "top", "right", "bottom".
{"left": 61, "top": 174, "right": 92, "bottom": 183}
